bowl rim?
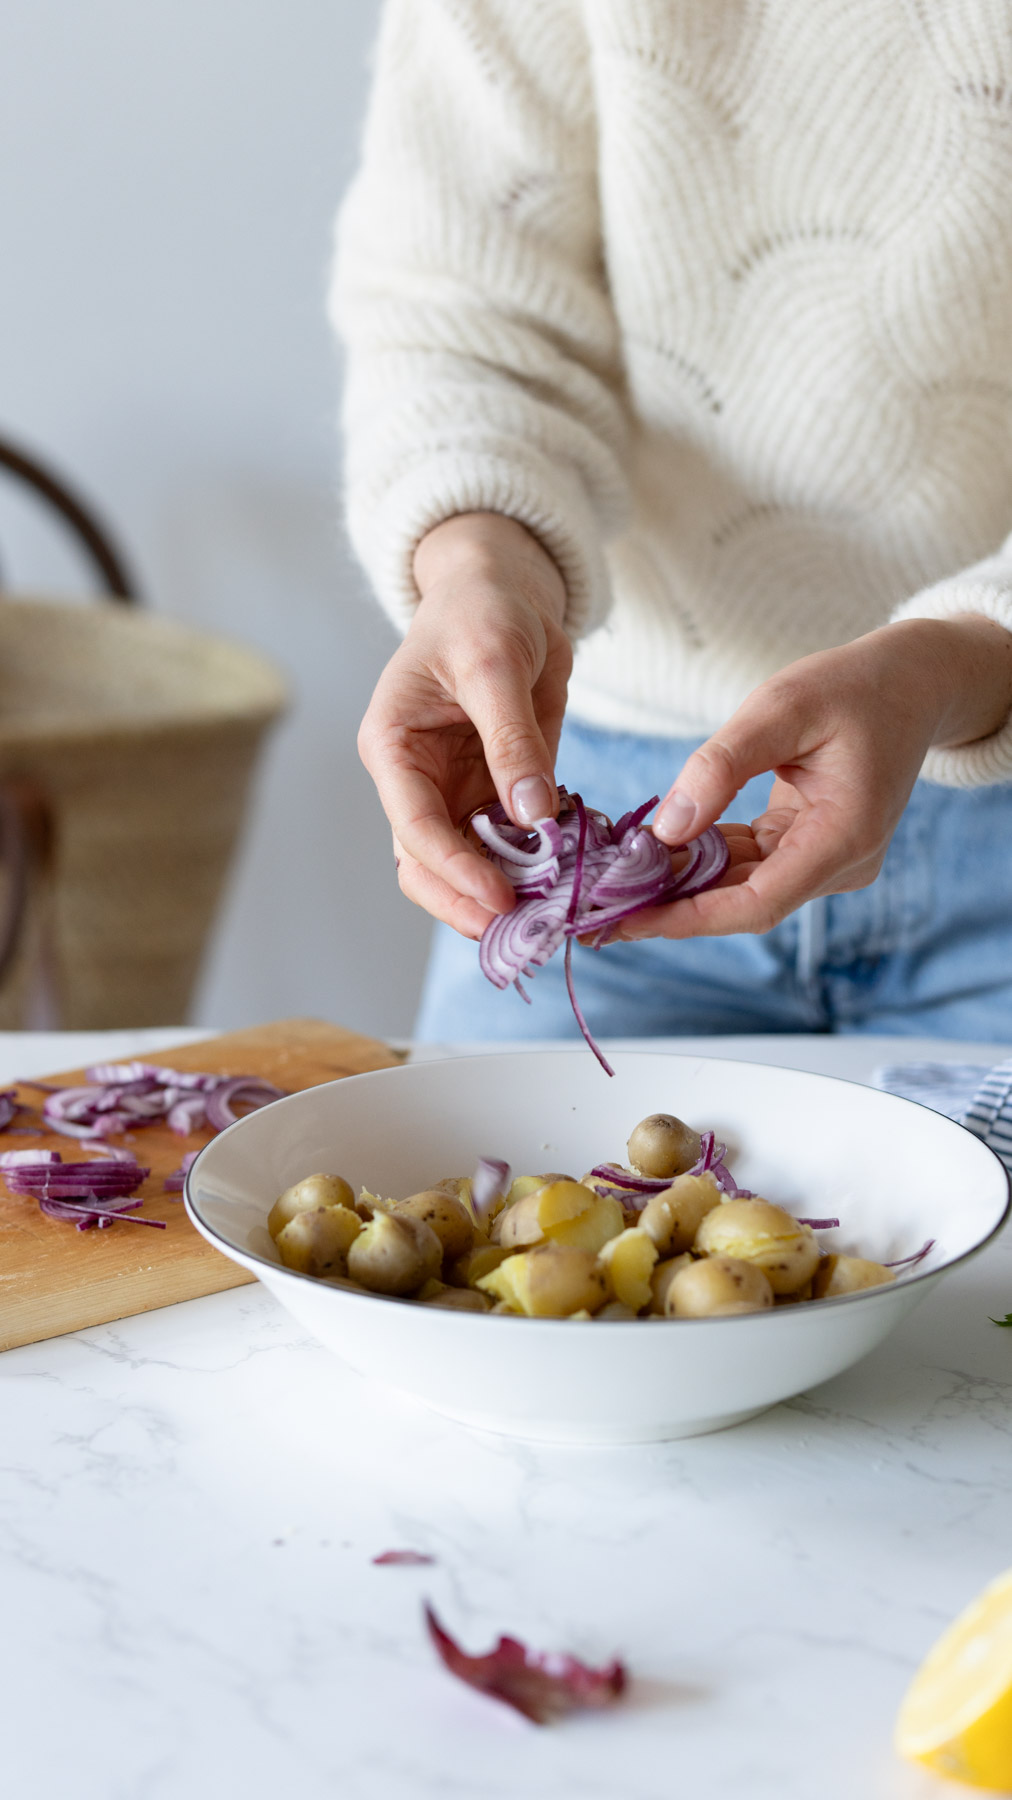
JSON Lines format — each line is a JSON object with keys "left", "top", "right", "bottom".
{"left": 183, "top": 1048, "right": 1012, "bottom": 1327}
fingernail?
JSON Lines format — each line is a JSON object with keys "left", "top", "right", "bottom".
{"left": 510, "top": 775, "right": 554, "bottom": 826}
{"left": 654, "top": 789, "right": 697, "bottom": 844}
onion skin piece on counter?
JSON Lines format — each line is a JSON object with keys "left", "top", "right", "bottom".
{"left": 424, "top": 1604, "right": 627, "bottom": 1725}
{"left": 372, "top": 1550, "right": 435, "bottom": 1567}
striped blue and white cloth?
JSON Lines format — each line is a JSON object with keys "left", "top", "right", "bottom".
{"left": 875, "top": 1059, "right": 1012, "bottom": 1175}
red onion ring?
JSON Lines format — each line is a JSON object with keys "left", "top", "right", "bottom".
{"left": 36, "top": 1065, "right": 286, "bottom": 1142}
{"left": 203, "top": 1077, "right": 287, "bottom": 1133}
{"left": 474, "top": 789, "right": 730, "bottom": 1071}
{"left": 885, "top": 1238, "right": 935, "bottom": 1269}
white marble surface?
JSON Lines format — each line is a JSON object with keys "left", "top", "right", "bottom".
{"left": 2, "top": 1030, "right": 1011, "bottom": 1800}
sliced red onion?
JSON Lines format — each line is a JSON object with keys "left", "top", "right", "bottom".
{"left": 610, "top": 796, "right": 660, "bottom": 842}
{"left": 885, "top": 1238, "right": 935, "bottom": 1269}
{"left": 564, "top": 937, "right": 614, "bottom": 1077}
{"left": 470, "top": 1157, "right": 511, "bottom": 1224}
{"left": 797, "top": 1216, "right": 841, "bottom": 1230}
{"left": 164, "top": 1150, "right": 200, "bottom": 1192}
{"left": 474, "top": 792, "right": 729, "bottom": 1071}
{"left": 3, "top": 1153, "right": 149, "bottom": 1199}
{"left": 38, "top": 1196, "right": 165, "bottom": 1231}
{"left": 167, "top": 1093, "right": 210, "bottom": 1136}
{"left": 372, "top": 1550, "right": 435, "bottom": 1566}
{"left": 585, "top": 829, "right": 672, "bottom": 906}
{"left": 34, "top": 1064, "right": 286, "bottom": 1142}
{"left": 587, "top": 1164, "right": 672, "bottom": 1195}
{"left": 3, "top": 1148, "right": 160, "bottom": 1229}
{"left": 424, "top": 1603, "right": 626, "bottom": 1725}
{"left": 565, "top": 795, "right": 589, "bottom": 928}
{"left": 470, "top": 814, "right": 563, "bottom": 891}
{"left": 203, "top": 1077, "right": 285, "bottom": 1132}
{"left": 479, "top": 885, "right": 573, "bottom": 991}
{"left": 86, "top": 1060, "right": 215, "bottom": 1090}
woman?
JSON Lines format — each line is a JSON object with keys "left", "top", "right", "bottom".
{"left": 333, "top": 0, "right": 1012, "bottom": 1041}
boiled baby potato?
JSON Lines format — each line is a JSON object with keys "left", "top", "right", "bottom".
{"left": 430, "top": 1175, "right": 474, "bottom": 1212}
{"left": 493, "top": 1180, "right": 623, "bottom": 1255}
{"left": 598, "top": 1228, "right": 658, "bottom": 1312}
{"left": 695, "top": 1198, "right": 820, "bottom": 1295}
{"left": 506, "top": 1174, "right": 552, "bottom": 1205}
{"left": 639, "top": 1172, "right": 721, "bottom": 1256}
{"left": 812, "top": 1254, "right": 896, "bottom": 1298}
{"left": 268, "top": 1173, "right": 355, "bottom": 1241}
{"left": 477, "top": 1242, "right": 607, "bottom": 1318}
{"left": 347, "top": 1210, "right": 442, "bottom": 1297}
{"left": 355, "top": 1187, "right": 393, "bottom": 1220}
{"left": 275, "top": 1203, "right": 362, "bottom": 1276}
{"left": 392, "top": 1188, "right": 474, "bottom": 1262}
{"left": 447, "top": 1242, "right": 512, "bottom": 1288}
{"left": 547, "top": 1194, "right": 625, "bottom": 1254}
{"left": 649, "top": 1252, "right": 693, "bottom": 1314}
{"left": 666, "top": 1254, "right": 774, "bottom": 1318}
{"left": 492, "top": 1188, "right": 550, "bottom": 1248}
{"left": 627, "top": 1113, "right": 702, "bottom": 1179}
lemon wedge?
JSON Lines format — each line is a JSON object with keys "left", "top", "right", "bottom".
{"left": 895, "top": 1568, "right": 1012, "bottom": 1789}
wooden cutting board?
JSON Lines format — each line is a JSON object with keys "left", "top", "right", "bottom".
{"left": 0, "top": 1017, "right": 400, "bottom": 1352}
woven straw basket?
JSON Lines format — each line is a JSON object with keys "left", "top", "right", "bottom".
{"left": 0, "top": 598, "right": 287, "bottom": 1029}
{"left": 0, "top": 440, "right": 287, "bottom": 1029}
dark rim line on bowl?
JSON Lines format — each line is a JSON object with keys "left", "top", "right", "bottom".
{"left": 182, "top": 1051, "right": 1012, "bottom": 1322}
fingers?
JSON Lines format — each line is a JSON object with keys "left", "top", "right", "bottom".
{"left": 652, "top": 703, "right": 813, "bottom": 847}
{"left": 750, "top": 806, "right": 795, "bottom": 859}
{"left": 361, "top": 739, "right": 514, "bottom": 917}
{"left": 623, "top": 804, "right": 869, "bottom": 940}
{"left": 394, "top": 838, "right": 499, "bottom": 939}
{"left": 456, "top": 653, "right": 559, "bottom": 827}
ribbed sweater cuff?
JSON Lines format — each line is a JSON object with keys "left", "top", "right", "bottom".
{"left": 348, "top": 452, "right": 612, "bottom": 642}
{"left": 890, "top": 573, "right": 1012, "bottom": 788}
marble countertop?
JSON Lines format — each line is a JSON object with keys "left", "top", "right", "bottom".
{"left": 3, "top": 1029, "right": 1011, "bottom": 1800}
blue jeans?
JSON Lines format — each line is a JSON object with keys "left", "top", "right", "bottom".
{"left": 415, "top": 717, "right": 1012, "bottom": 1042}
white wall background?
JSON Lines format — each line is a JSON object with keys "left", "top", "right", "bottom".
{"left": 0, "top": 0, "right": 434, "bottom": 1037}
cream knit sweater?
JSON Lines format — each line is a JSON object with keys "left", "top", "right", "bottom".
{"left": 333, "top": 0, "right": 1012, "bottom": 787}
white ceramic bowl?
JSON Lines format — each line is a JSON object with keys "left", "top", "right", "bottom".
{"left": 185, "top": 1051, "right": 1009, "bottom": 1444}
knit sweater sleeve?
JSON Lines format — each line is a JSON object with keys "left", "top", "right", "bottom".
{"left": 889, "top": 531, "right": 1012, "bottom": 787}
{"left": 330, "top": 0, "right": 630, "bottom": 638}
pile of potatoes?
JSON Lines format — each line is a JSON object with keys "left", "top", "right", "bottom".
{"left": 265, "top": 1111, "right": 896, "bottom": 1320}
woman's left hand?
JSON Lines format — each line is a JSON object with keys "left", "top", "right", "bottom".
{"left": 618, "top": 615, "right": 1012, "bottom": 943}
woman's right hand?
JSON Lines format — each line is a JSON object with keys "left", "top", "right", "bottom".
{"left": 357, "top": 512, "right": 573, "bottom": 939}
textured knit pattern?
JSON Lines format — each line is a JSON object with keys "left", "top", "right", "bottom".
{"left": 333, "top": 0, "right": 1012, "bottom": 785}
